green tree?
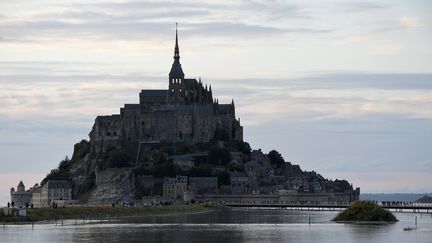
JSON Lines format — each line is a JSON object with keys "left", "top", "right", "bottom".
{"left": 77, "top": 175, "right": 96, "bottom": 199}
{"left": 215, "top": 171, "right": 230, "bottom": 187}
{"left": 152, "top": 160, "right": 177, "bottom": 177}
{"left": 268, "top": 150, "right": 285, "bottom": 167}
{"left": 71, "top": 140, "right": 90, "bottom": 161}
{"left": 213, "top": 129, "right": 230, "bottom": 141}
{"left": 106, "top": 149, "right": 131, "bottom": 168}
{"left": 188, "top": 163, "right": 213, "bottom": 177}
{"left": 237, "top": 141, "right": 251, "bottom": 155}
{"left": 333, "top": 179, "right": 353, "bottom": 192}
{"left": 41, "top": 156, "right": 71, "bottom": 185}
{"left": 208, "top": 146, "right": 231, "bottom": 165}
{"left": 229, "top": 162, "right": 244, "bottom": 172}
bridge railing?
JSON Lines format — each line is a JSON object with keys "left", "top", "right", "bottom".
{"left": 222, "top": 201, "right": 352, "bottom": 207}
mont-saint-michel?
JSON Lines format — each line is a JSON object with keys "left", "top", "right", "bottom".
{"left": 7, "top": 28, "right": 359, "bottom": 209}
{"left": 2, "top": 1, "right": 431, "bottom": 242}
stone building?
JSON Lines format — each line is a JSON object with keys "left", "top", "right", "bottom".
{"left": 10, "top": 181, "right": 32, "bottom": 208}
{"left": 31, "top": 180, "right": 72, "bottom": 207}
{"left": 163, "top": 175, "right": 218, "bottom": 200}
{"left": 163, "top": 175, "right": 188, "bottom": 200}
{"left": 230, "top": 172, "right": 252, "bottom": 194}
{"left": 170, "top": 154, "right": 195, "bottom": 171}
{"left": 189, "top": 177, "right": 218, "bottom": 194}
{"left": 89, "top": 26, "right": 243, "bottom": 157}
{"left": 31, "top": 187, "right": 43, "bottom": 207}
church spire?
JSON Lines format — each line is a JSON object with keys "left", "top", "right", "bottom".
{"left": 169, "top": 23, "right": 184, "bottom": 78}
{"left": 174, "top": 23, "right": 180, "bottom": 59}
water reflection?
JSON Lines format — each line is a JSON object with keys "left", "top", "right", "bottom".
{"left": 1, "top": 209, "right": 432, "bottom": 243}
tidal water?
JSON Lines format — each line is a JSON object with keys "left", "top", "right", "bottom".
{"left": 1, "top": 209, "right": 432, "bottom": 243}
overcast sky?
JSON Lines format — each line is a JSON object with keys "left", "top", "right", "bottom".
{"left": 1, "top": 0, "right": 431, "bottom": 204}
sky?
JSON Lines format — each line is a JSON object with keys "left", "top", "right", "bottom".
{"left": 1, "top": 0, "right": 431, "bottom": 204}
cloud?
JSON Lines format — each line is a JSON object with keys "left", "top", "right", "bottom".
{"left": 335, "top": 36, "right": 370, "bottom": 45}
{"left": 400, "top": 16, "right": 424, "bottom": 28}
{"left": 2, "top": 62, "right": 431, "bottom": 126}
{"left": 0, "top": 0, "right": 329, "bottom": 43}
{"left": 84, "top": 0, "right": 309, "bottom": 20}
{"left": 326, "top": 171, "right": 432, "bottom": 193}
{"left": 337, "top": 2, "right": 388, "bottom": 12}
{"left": 371, "top": 16, "right": 425, "bottom": 34}
{"left": 369, "top": 43, "right": 401, "bottom": 55}
{"left": 0, "top": 19, "right": 312, "bottom": 43}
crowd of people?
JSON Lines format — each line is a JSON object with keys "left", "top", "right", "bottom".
{"left": 381, "top": 201, "right": 414, "bottom": 206}
{"left": 6, "top": 201, "right": 34, "bottom": 209}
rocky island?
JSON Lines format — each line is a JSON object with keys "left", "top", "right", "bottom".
{"left": 11, "top": 27, "right": 360, "bottom": 208}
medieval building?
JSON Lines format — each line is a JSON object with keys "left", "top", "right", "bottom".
{"left": 89, "top": 26, "right": 243, "bottom": 155}
{"left": 10, "top": 181, "right": 32, "bottom": 208}
{"left": 31, "top": 180, "right": 72, "bottom": 208}
{"left": 10, "top": 180, "right": 72, "bottom": 208}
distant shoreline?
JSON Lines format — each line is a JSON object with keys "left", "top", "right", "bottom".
{"left": 361, "top": 193, "right": 432, "bottom": 202}
{"left": 1, "top": 204, "right": 212, "bottom": 223}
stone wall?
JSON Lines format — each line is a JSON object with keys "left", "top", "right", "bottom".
{"left": 10, "top": 192, "right": 31, "bottom": 207}
{"left": 193, "top": 189, "right": 360, "bottom": 205}
{"left": 88, "top": 89, "right": 243, "bottom": 158}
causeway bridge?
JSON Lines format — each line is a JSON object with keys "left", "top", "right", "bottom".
{"left": 225, "top": 203, "right": 432, "bottom": 214}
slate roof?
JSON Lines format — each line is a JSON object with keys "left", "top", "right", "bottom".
{"left": 140, "top": 90, "right": 168, "bottom": 97}
{"left": 45, "top": 180, "right": 71, "bottom": 189}
{"left": 189, "top": 177, "right": 218, "bottom": 184}
{"left": 184, "top": 78, "right": 198, "bottom": 87}
{"left": 169, "top": 61, "right": 185, "bottom": 77}
{"left": 217, "top": 104, "right": 232, "bottom": 113}
{"left": 124, "top": 104, "right": 140, "bottom": 109}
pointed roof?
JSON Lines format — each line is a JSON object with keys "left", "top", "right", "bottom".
{"left": 174, "top": 23, "right": 179, "bottom": 59}
{"left": 169, "top": 23, "right": 185, "bottom": 78}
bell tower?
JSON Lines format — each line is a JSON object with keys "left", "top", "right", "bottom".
{"left": 169, "top": 23, "right": 185, "bottom": 105}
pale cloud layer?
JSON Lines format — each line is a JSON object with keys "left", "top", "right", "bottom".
{"left": 400, "top": 16, "right": 424, "bottom": 28}
{"left": 0, "top": 0, "right": 432, "bottom": 204}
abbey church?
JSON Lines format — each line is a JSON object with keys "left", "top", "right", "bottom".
{"left": 89, "top": 27, "right": 243, "bottom": 153}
